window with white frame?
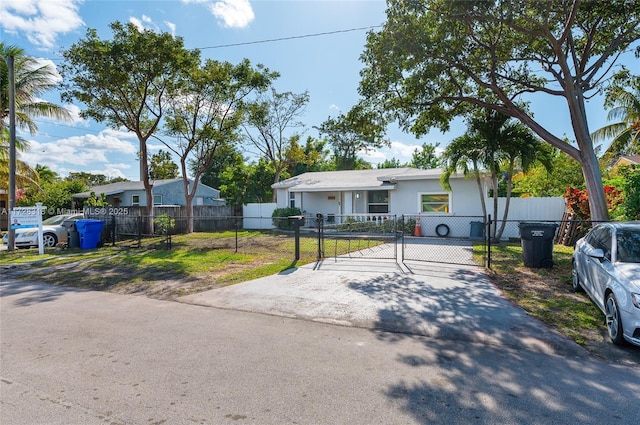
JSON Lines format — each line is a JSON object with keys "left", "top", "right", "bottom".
{"left": 420, "top": 193, "right": 450, "bottom": 213}
{"left": 131, "top": 194, "right": 140, "bottom": 206}
{"left": 289, "top": 191, "right": 295, "bottom": 208}
{"left": 367, "top": 190, "right": 389, "bottom": 213}
{"left": 153, "top": 195, "right": 162, "bottom": 205}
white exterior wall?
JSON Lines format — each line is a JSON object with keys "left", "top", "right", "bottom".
{"left": 274, "top": 179, "right": 566, "bottom": 238}
{"left": 389, "top": 178, "right": 482, "bottom": 216}
{"left": 243, "top": 203, "right": 277, "bottom": 229}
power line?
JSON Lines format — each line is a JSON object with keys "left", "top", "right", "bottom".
{"left": 195, "top": 25, "right": 382, "bottom": 50}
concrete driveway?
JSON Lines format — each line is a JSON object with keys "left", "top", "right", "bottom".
{"left": 180, "top": 258, "right": 587, "bottom": 357}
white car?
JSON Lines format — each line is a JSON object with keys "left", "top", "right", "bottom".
{"left": 2, "top": 214, "right": 84, "bottom": 248}
{"left": 572, "top": 222, "right": 640, "bottom": 347}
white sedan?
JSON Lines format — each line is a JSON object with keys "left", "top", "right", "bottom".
{"left": 2, "top": 214, "right": 84, "bottom": 248}
{"left": 572, "top": 222, "right": 640, "bottom": 347}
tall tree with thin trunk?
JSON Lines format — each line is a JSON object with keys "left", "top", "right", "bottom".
{"left": 161, "top": 58, "right": 276, "bottom": 232}
{"left": 242, "top": 87, "right": 309, "bottom": 201}
{"left": 60, "top": 22, "right": 199, "bottom": 229}
{"left": 358, "top": 0, "right": 640, "bottom": 222}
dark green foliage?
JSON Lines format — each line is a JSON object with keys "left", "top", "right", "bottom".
{"left": 150, "top": 150, "right": 179, "bottom": 179}
{"left": 620, "top": 165, "right": 640, "bottom": 220}
{"left": 272, "top": 207, "right": 302, "bottom": 230}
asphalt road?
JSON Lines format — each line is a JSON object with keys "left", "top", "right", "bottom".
{"left": 2, "top": 270, "right": 640, "bottom": 425}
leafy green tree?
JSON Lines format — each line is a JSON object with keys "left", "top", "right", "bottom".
{"left": 161, "top": 58, "right": 275, "bottom": 232}
{"left": 197, "top": 143, "right": 244, "bottom": 191}
{"left": 287, "top": 136, "right": 332, "bottom": 175}
{"left": 377, "top": 158, "right": 403, "bottom": 169}
{"left": 619, "top": 165, "right": 640, "bottom": 220}
{"left": 358, "top": 0, "right": 640, "bottom": 222}
{"left": 149, "top": 150, "right": 179, "bottom": 180}
{"left": 410, "top": 143, "right": 440, "bottom": 169}
{"left": 591, "top": 70, "right": 640, "bottom": 165}
{"left": 66, "top": 172, "right": 109, "bottom": 187}
{"left": 512, "top": 148, "right": 586, "bottom": 197}
{"left": 316, "top": 104, "right": 388, "bottom": 171}
{"left": 243, "top": 87, "right": 309, "bottom": 200}
{"left": 17, "top": 180, "right": 86, "bottom": 216}
{"left": 220, "top": 158, "right": 276, "bottom": 205}
{"left": 60, "top": 21, "right": 200, "bottom": 225}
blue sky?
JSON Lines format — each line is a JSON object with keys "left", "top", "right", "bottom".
{"left": 0, "top": 0, "right": 634, "bottom": 181}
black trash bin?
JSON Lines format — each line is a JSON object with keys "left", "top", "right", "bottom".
{"left": 518, "top": 222, "right": 558, "bottom": 268}
{"left": 63, "top": 219, "right": 80, "bottom": 249}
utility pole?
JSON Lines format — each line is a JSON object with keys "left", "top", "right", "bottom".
{"left": 6, "top": 54, "right": 16, "bottom": 252}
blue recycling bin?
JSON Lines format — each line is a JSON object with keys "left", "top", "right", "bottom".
{"left": 76, "top": 219, "right": 105, "bottom": 249}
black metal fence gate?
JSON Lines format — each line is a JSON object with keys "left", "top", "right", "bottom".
{"left": 316, "top": 213, "right": 487, "bottom": 267}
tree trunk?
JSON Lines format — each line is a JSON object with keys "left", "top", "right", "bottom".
{"left": 495, "top": 167, "right": 514, "bottom": 242}
{"left": 474, "top": 170, "right": 487, "bottom": 221}
{"left": 580, "top": 147, "right": 609, "bottom": 222}
{"left": 181, "top": 158, "right": 195, "bottom": 234}
{"left": 139, "top": 138, "right": 154, "bottom": 235}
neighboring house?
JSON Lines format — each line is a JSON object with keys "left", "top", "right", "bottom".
{"left": 272, "top": 168, "right": 565, "bottom": 238}
{"left": 73, "top": 179, "right": 224, "bottom": 207}
{"left": 612, "top": 155, "right": 640, "bottom": 168}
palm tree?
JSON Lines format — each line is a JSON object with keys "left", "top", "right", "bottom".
{"left": 440, "top": 133, "right": 489, "bottom": 221}
{"left": 1, "top": 43, "right": 72, "bottom": 190}
{"left": 441, "top": 110, "right": 551, "bottom": 241}
{"left": 591, "top": 70, "right": 640, "bottom": 164}
{"left": 1, "top": 43, "right": 72, "bottom": 134}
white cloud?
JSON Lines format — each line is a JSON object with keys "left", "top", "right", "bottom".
{"left": 360, "top": 139, "right": 436, "bottom": 166}
{"left": 209, "top": 0, "right": 254, "bottom": 28}
{"left": 20, "top": 130, "right": 137, "bottom": 175}
{"left": 0, "top": 0, "right": 84, "bottom": 48}
{"left": 164, "top": 21, "right": 177, "bottom": 36}
{"left": 129, "top": 15, "right": 176, "bottom": 35}
{"left": 128, "top": 16, "right": 143, "bottom": 32}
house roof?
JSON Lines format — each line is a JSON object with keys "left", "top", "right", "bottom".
{"left": 73, "top": 179, "right": 206, "bottom": 198}
{"left": 272, "top": 168, "right": 453, "bottom": 192}
{"left": 614, "top": 155, "right": 640, "bottom": 166}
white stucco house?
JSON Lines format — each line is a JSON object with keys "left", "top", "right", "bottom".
{"left": 271, "top": 168, "right": 566, "bottom": 238}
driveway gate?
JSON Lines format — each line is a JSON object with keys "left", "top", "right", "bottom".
{"left": 315, "top": 213, "right": 486, "bottom": 267}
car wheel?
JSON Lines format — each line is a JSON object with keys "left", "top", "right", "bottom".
{"left": 42, "top": 233, "right": 58, "bottom": 248}
{"left": 605, "top": 293, "right": 626, "bottom": 346}
{"left": 571, "top": 261, "right": 584, "bottom": 293}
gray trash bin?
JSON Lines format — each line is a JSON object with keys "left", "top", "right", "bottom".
{"left": 63, "top": 219, "right": 80, "bottom": 248}
{"left": 518, "top": 222, "right": 558, "bottom": 268}
{"left": 470, "top": 221, "right": 484, "bottom": 240}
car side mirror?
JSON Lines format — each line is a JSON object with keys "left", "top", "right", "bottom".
{"left": 586, "top": 246, "right": 605, "bottom": 260}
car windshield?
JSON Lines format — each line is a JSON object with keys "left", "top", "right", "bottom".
{"left": 42, "top": 215, "right": 70, "bottom": 226}
{"left": 616, "top": 229, "right": 640, "bottom": 263}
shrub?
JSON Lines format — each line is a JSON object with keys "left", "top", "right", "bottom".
{"left": 154, "top": 214, "right": 175, "bottom": 235}
{"left": 272, "top": 207, "right": 302, "bottom": 230}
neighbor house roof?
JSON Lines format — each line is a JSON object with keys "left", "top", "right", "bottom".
{"left": 73, "top": 179, "right": 185, "bottom": 198}
{"left": 272, "top": 168, "right": 453, "bottom": 192}
{"left": 613, "top": 155, "right": 640, "bottom": 167}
